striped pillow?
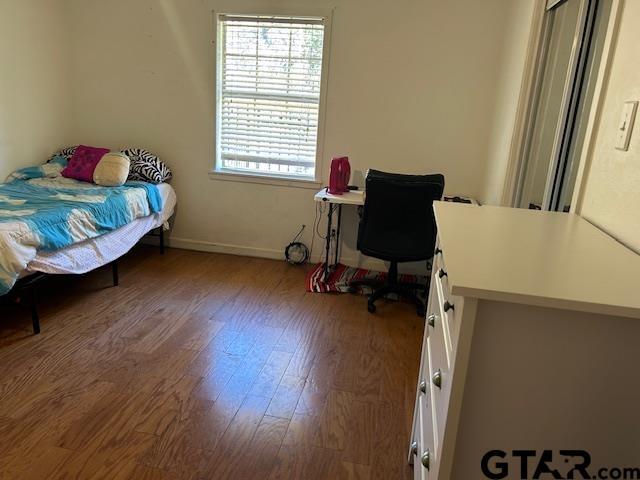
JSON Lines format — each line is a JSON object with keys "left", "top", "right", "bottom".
{"left": 46, "top": 146, "right": 78, "bottom": 163}
{"left": 120, "top": 148, "right": 172, "bottom": 184}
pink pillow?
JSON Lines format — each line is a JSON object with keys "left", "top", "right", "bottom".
{"left": 61, "top": 145, "right": 110, "bottom": 182}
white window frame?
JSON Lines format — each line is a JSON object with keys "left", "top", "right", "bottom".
{"left": 209, "top": 6, "right": 333, "bottom": 189}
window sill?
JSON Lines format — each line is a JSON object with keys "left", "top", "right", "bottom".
{"left": 208, "top": 170, "right": 323, "bottom": 190}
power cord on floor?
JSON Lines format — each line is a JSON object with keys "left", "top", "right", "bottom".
{"left": 309, "top": 201, "right": 326, "bottom": 263}
{"left": 285, "top": 224, "right": 310, "bottom": 265}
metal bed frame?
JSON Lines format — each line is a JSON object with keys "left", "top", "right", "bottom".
{"left": 2, "top": 226, "right": 164, "bottom": 335}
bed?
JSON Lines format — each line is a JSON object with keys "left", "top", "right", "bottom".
{"left": 21, "top": 183, "right": 175, "bottom": 276}
{"left": 1, "top": 168, "right": 176, "bottom": 333}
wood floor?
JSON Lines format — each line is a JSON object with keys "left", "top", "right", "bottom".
{"left": 0, "top": 247, "right": 423, "bottom": 479}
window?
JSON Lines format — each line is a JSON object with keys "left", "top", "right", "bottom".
{"left": 215, "top": 14, "right": 328, "bottom": 181}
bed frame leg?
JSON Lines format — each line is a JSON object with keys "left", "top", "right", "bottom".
{"left": 30, "top": 286, "right": 40, "bottom": 335}
{"left": 159, "top": 227, "right": 165, "bottom": 255}
{"left": 112, "top": 260, "right": 119, "bottom": 287}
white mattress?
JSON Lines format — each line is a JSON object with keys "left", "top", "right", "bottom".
{"left": 23, "top": 183, "right": 176, "bottom": 276}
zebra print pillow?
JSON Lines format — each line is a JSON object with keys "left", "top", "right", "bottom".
{"left": 120, "top": 148, "right": 172, "bottom": 184}
{"left": 46, "top": 146, "right": 78, "bottom": 163}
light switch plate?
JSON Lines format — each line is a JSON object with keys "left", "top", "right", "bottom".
{"left": 615, "top": 100, "right": 638, "bottom": 151}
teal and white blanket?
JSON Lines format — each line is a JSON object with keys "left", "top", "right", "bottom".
{"left": 0, "top": 156, "right": 162, "bottom": 295}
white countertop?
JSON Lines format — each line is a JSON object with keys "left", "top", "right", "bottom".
{"left": 434, "top": 202, "right": 640, "bottom": 319}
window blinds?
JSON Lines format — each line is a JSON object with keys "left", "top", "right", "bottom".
{"left": 218, "top": 15, "right": 325, "bottom": 178}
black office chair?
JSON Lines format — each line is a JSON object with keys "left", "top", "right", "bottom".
{"left": 350, "top": 170, "right": 445, "bottom": 316}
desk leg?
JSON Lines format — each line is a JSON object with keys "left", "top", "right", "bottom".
{"left": 324, "top": 203, "right": 334, "bottom": 282}
{"left": 334, "top": 204, "right": 342, "bottom": 267}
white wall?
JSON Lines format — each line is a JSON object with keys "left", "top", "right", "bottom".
{"left": 66, "top": 0, "right": 533, "bottom": 267}
{"left": 577, "top": 0, "right": 640, "bottom": 253}
{"left": 0, "top": 0, "right": 73, "bottom": 179}
{"left": 479, "top": 0, "right": 535, "bottom": 205}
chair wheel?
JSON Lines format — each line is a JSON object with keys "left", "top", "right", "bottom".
{"left": 367, "top": 302, "right": 376, "bottom": 313}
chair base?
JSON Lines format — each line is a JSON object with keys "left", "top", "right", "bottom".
{"left": 349, "top": 262, "right": 427, "bottom": 316}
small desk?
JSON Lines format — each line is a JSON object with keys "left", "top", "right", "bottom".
{"left": 314, "top": 188, "right": 365, "bottom": 281}
{"left": 313, "top": 189, "right": 478, "bottom": 282}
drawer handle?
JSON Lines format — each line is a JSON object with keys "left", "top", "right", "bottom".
{"left": 438, "top": 268, "right": 447, "bottom": 279}
{"left": 443, "top": 301, "right": 455, "bottom": 312}
{"left": 432, "top": 369, "right": 442, "bottom": 389}
{"left": 421, "top": 449, "right": 431, "bottom": 470}
{"left": 434, "top": 247, "right": 442, "bottom": 256}
{"left": 427, "top": 314, "right": 437, "bottom": 328}
{"left": 419, "top": 380, "right": 427, "bottom": 394}
{"left": 411, "top": 441, "right": 418, "bottom": 456}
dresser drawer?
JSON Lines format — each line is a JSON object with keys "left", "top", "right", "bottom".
{"left": 427, "top": 298, "right": 451, "bottom": 376}
{"left": 409, "top": 299, "right": 435, "bottom": 472}
{"left": 413, "top": 392, "right": 435, "bottom": 480}
{"left": 427, "top": 314, "right": 451, "bottom": 447}
{"left": 433, "top": 252, "right": 461, "bottom": 355}
{"left": 432, "top": 241, "right": 447, "bottom": 289}
{"left": 443, "top": 293, "right": 463, "bottom": 354}
{"left": 433, "top": 253, "right": 451, "bottom": 299}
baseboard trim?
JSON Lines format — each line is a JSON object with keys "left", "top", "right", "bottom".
{"left": 167, "top": 236, "right": 378, "bottom": 268}
{"left": 165, "top": 236, "right": 428, "bottom": 274}
{"left": 167, "top": 236, "right": 359, "bottom": 264}
{"left": 167, "top": 237, "right": 284, "bottom": 260}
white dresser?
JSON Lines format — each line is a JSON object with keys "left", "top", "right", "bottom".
{"left": 409, "top": 202, "right": 640, "bottom": 480}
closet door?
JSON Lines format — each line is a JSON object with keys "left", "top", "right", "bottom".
{"left": 516, "top": 0, "right": 597, "bottom": 211}
{"left": 553, "top": 0, "right": 611, "bottom": 211}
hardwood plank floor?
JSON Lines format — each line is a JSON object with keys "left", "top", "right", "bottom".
{"left": 0, "top": 246, "right": 423, "bottom": 479}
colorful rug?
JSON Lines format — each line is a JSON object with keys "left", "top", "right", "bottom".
{"left": 306, "top": 262, "right": 429, "bottom": 295}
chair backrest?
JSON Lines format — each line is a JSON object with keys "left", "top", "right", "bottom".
{"left": 357, "top": 170, "right": 445, "bottom": 262}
